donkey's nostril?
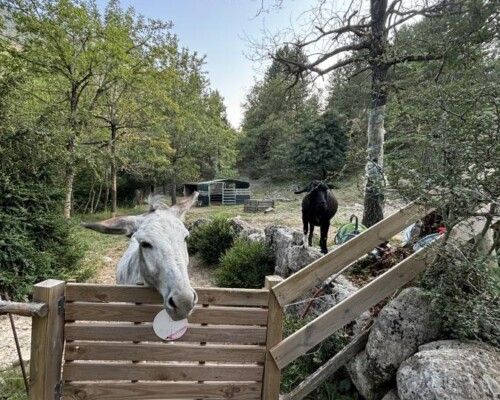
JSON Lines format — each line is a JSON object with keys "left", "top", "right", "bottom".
{"left": 192, "top": 290, "right": 198, "bottom": 304}
{"left": 168, "top": 297, "right": 177, "bottom": 309}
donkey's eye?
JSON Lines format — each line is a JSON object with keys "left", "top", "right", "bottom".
{"left": 141, "top": 241, "right": 153, "bottom": 249}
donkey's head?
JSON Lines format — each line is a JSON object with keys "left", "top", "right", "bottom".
{"left": 82, "top": 192, "right": 199, "bottom": 321}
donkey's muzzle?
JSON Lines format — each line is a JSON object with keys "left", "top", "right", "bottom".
{"left": 165, "top": 288, "right": 197, "bottom": 321}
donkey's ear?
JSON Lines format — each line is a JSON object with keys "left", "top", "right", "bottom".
{"left": 81, "top": 215, "right": 143, "bottom": 236}
{"left": 327, "top": 183, "right": 338, "bottom": 190}
{"left": 169, "top": 192, "right": 199, "bottom": 221}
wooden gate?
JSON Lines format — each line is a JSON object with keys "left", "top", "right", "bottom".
{"left": 29, "top": 277, "right": 283, "bottom": 400}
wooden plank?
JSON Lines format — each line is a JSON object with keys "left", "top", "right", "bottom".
{"left": 29, "top": 280, "right": 65, "bottom": 400}
{"left": 272, "top": 202, "right": 431, "bottom": 307}
{"left": 0, "top": 300, "right": 48, "bottom": 317}
{"left": 271, "top": 242, "right": 440, "bottom": 369}
{"left": 62, "top": 362, "right": 263, "bottom": 382}
{"left": 62, "top": 382, "right": 262, "bottom": 399}
{"left": 284, "top": 329, "right": 370, "bottom": 400}
{"left": 65, "top": 323, "right": 267, "bottom": 344}
{"left": 66, "top": 284, "right": 268, "bottom": 306}
{"left": 65, "top": 341, "right": 265, "bottom": 363}
{"left": 263, "top": 276, "right": 284, "bottom": 400}
{"left": 65, "top": 303, "right": 268, "bottom": 325}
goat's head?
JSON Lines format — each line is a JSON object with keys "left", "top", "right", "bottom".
{"left": 295, "top": 180, "right": 335, "bottom": 210}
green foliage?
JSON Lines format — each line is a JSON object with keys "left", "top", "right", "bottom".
{"left": 0, "top": 367, "right": 27, "bottom": 400}
{"left": 0, "top": 63, "right": 88, "bottom": 299}
{"left": 384, "top": 6, "right": 499, "bottom": 347}
{"left": 281, "top": 315, "right": 359, "bottom": 399}
{"left": 293, "top": 110, "right": 348, "bottom": 180}
{"left": 215, "top": 239, "right": 275, "bottom": 289}
{"left": 187, "top": 217, "right": 236, "bottom": 266}
{"left": 239, "top": 46, "right": 319, "bottom": 180}
{"left": 421, "top": 248, "right": 499, "bottom": 347}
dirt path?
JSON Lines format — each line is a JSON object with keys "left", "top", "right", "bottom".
{"left": 0, "top": 315, "right": 31, "bottom": 370}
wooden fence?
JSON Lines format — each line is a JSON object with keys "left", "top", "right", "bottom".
{"left": 3, "top": 201, "right": 492, "bottom": 400}
{"left": 25, "top": 277, "right": 283, "bottom": 400}
{"left": 269, "top": 204, "right": 494, "bottom": 400}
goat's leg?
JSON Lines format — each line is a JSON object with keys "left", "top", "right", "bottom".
{"left": 308, "top": 223, "right": 315, "bottom": 247}
{"left": 320, "top": 223, "right": 330, "bottom": 254}
{"left": 302, "top": 217, "right": 309, "bottom": 248}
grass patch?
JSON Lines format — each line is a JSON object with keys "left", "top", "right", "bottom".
{"left": 0, "top": 367, "right": 27, "bottom": 400}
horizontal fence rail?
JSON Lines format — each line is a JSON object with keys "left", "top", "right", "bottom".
{"left": 62, "top": 382, "right": 262, "bottom": 400}
{"left": 65, "top": 322, "right": 267, "bottom": 344}
{"left": 0, "top": 300, "right": 48, "bottom": 317}
{"left": 272, "top": 202, "right": 432, "bottom": 308}
{"left": 65, "top": 284, "right": 269, "bottom": 306}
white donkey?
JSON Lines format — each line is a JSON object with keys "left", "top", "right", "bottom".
{"left": 82, "top": 192, "right": 199, "bottom": 321}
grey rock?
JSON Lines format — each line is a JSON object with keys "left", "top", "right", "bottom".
{"left": 265, "top": 225, "right": 305, "bottom": 277}
{"left": 397, "top": 340, "right": 500, "bottom": 400}
{"left": 347, "top": 350, "right": 390, "bottom": 400}
{"left": 348, "top": 288, "right": 440, "bottom": 398}
{"left": 365, "top": 287, "right": 440, "bottom": 383}
{"left": 286, "top": 245, "right": 322, "bottom": 274}
{"left": 241, "top": 229, "right": 266, "bottom": 243}
{"left": 286, "top": 274, "right": 360, "bottom": 318}
{"left": 229, "top": 216, "right": 253, "bottom": 235}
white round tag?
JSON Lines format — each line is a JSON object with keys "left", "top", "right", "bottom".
{"left": 153, "top": 310, "right": 188, "bottom": 341}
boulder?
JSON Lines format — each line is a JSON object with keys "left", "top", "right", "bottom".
{"left": 229, "top": 216, "right": 253, "bottom": 235}
{"left": 286, "top": 245, "right": 322, "bottom": 274}
{"left": 348, "top": 350, "right": 391, "bottom": 399}
{"left": 286, "top": 274, "right": 360, "bottom": 318}
{"left": 365, "top": 287, "right": 440, "bottom": 382}
{"left": 265, "top": 225, "right": 304, "bottom": 277}
{"left": 397, "top": 340, "right": 500, "bottom": 400}
{"left": 348, "top": 287, "right": 440, "bottom": 398}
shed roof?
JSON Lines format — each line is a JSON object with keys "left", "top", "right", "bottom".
{"left": 184, "top": 178, "right": 250, "bottom": 188}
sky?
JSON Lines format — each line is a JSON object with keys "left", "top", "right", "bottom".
{"left": 95, "top": 0, "right": 316, "bottom": 129}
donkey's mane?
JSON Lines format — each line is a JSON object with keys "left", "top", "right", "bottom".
{"left": 147, "top": 194, "right": 169, "bottom": 212}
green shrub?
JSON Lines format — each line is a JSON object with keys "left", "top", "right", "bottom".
{"left": 187, "top": 217, "right": 236, "bottom": 266}
{"left": 421, "top": 246, "right": 500, "bottom": 347}
{"left": 215, "top": 239, "right": 275, "bottom": 288}
{"left": 281, "top": 315, "right": 360, "bottom": 399}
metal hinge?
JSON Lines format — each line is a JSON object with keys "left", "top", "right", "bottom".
{"left": 54, "top": 380, "right": 62, "bottom": 400}
{"left": 57, "top": 296, "right": 65, "bottom": 316}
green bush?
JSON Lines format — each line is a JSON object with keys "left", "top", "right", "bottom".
{"left": 421, "top": 246, "right": 500, "bottom": 347}
{"left": 281, "top": 315, "right": 360, "bottom": 399}
{"left": 187, "top": 217, "right": 236, "bottom": 266}
{"left": 215, "top": 239, "right": 275, "bottom": 289}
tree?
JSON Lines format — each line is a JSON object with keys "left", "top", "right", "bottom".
{"left": 240, "top": 46, "right": 317, "bottom": 180}
{"left": 292, "top": 110, "right": 348, "bottom": 180}
{"left": 1, "top": 0, "right": 108, "bottom": 217}
{"left": 259, "top": 0, "right": 470, "bottom": 226}
{"left": 89, "top": 1, "right": 173, "bottom": 215}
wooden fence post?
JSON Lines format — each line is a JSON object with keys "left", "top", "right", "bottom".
{"left": 30, "top": 279, "right": 65, "bottom": 400}
{"left": 263, "top": 275, "right": 284, "bottom": 400}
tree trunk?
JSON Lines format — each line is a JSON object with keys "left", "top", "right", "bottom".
{"left": 104, "top": 167, "right": 110, "bottom": 213}
{"left": 171, "top": 175, "right": 177, "bottom": 205}
{"left": 362, "top": 0, "right": 388, "bottom": 228}
{"left": 110, "top": 125, "right": 117, "bottom": 217}
{"left": 63, "top": 135, "right": 76, "bottom": 219}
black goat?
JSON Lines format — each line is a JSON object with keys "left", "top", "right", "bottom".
{"left": 294, "top": 180, "right": 338, "bottom": 254}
